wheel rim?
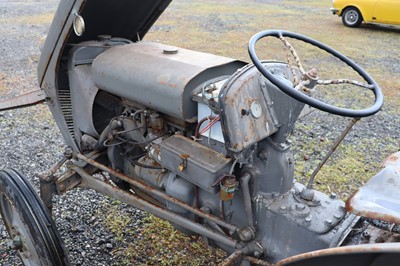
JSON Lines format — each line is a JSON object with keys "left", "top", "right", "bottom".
{"left": 0, "top": 193, "right": 41, "bottom": 266}
{"left": 345, "top": 10, "right": 358, "bottom": 25}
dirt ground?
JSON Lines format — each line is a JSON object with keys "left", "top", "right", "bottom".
{"left": 0, "top": 0, "right": 399, "bottom": 265}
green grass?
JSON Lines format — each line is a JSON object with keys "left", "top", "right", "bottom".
{"left": 102, "top": 202, "right": 226, "bottom": 265}
{"left": 292, "top": 115, "right": 399, "bottom": 199}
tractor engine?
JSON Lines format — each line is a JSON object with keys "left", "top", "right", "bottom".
{"left": 65, "top": 37, "right": 347, "bottom": 258}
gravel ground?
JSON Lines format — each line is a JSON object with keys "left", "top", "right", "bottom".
{"left": 0, "top": 1, "right": 146, "bottom": 265}
{"left": 0, "top": 0, "right": 399, "bottom": 265}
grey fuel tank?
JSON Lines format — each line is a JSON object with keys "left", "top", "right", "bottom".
{"left": 92, "top": 41, "right": 246, "bottom": 121}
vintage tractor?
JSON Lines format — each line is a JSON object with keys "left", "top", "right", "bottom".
{"left": 0, "top": 0, "right": 399, "bottom": 265}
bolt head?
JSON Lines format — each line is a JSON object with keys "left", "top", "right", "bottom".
{"left": 363, "top": 231, "right": 371, "bottom": 238}
{"left": 295, "top": 203, "right": 306, "bottom": 211}
{"left": 334, "top": 213, "right": 342, "bottom": 219}
{"left": 258, "top": 149, "right": 268, "bottom": 160}
{"left": 7, "top": 236, "right": 22, "bottom": 250}
{"left": 238, "top": 227, "right": 255, "bottom": 242}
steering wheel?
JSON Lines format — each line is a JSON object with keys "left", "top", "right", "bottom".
{"left": 248, "top": 30, "right": 383, "bottom": 117}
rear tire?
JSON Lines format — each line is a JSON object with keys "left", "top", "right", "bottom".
{"left": 0, "top": 169, "right": 69, "bottom": 265}
{"left": 342, "top": 7, "right": 362, "bottom": 27}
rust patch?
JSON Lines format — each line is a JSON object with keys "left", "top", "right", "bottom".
{"left": 345, "top": 164, "right": 400, "bottom": 224}
{"left": 345, "top": 189, "right": 357, "bottom": 212}
{"left": 354, "top": 210, "right": 400, "bottom": 225}
{"left": 383, "top": 151, "right": 400, "bottom": 166}
{"left": 275, "top": 243, "right": 400, "bottom": 266}
{"left": 0, "top": 89, "right": 46, "bottom": 111}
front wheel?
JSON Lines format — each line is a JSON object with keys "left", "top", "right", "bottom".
{"left": 342, "top": 7, "right": 362, "bottom": 27}
{"left": 0, "top": 169, "right": 69, "bottom": 265}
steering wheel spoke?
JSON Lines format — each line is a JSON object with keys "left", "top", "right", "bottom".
{"left": 248, "top": 30, "right": 383, "bottom": 117}
{"left": 294, "top": 80, "right": 311, "bottom": 92}
{"left": 317, "top": 79, "right": 374, "bottom": 89}
{"left": 280, "top": 36, "right": 306, "bottom": 75}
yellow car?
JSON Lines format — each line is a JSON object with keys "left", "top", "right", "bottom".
{"left": 331, "top": 0, "right": 400, "bottom": 27}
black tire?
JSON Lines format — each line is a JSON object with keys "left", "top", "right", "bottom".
{"left": 342, "top": 7, "right": 362, "bottom": 27}
{"left": 0, "top": 169, "right": 69, "bottom": 265}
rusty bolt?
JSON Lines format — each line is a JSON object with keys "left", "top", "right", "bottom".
{"left": 64, "top": 147, "right": 73, "bottom": 159}
{"left": 306, "top": 68, "right": 319, "bottom": 79}
{"left": 58, "top": 184, "right": 66, "bottom": 191}
{"left": 37, "top": 171, "right": 52, "bottom": 182}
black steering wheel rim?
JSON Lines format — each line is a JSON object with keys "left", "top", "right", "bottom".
{"left": 248, "top": 30, "right": 383, "bottom": 117}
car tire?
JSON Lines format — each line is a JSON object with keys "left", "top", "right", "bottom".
{"left": 342, "top": 7, "right": 362, "bottom": 27}
{"left": 0, "top": 169, "right": 70, "bottom": 265}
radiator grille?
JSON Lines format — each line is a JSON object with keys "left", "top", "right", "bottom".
{"left": 58, "top": 88, "right": 75, "bottom": 140}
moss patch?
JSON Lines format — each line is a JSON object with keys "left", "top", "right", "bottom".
{"left": 102, "top": 202, "right": 226, "bottom": 265}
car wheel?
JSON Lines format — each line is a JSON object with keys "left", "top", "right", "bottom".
{"left": 342, "top": 7, "right": 362, "bottom": 27}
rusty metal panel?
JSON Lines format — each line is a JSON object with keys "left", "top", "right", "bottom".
{"left": 92, "top": 41, "right": 244, "bottom": 121}
{"left": 219, "top": 64, "right": 279, "bottom": 152}
{"left": 383, "top": 151, "right": 400, "bottom": 166}
{"left": 275, "top": 243, "right": 400, "bottom": 266}
{"left": 0, "top": 90, "right": 46, "bottom": 112}
{"left": 346, "top": 153, "right": 400, "bottom": 224}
